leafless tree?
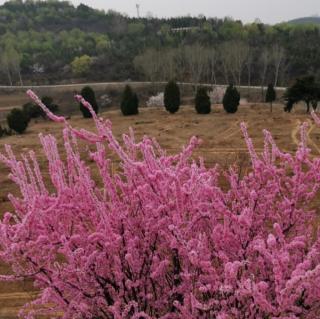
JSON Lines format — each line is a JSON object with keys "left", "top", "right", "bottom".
{"left": 0, "top": 50, "right": 12, "bottom": 86}
{"left": 219, "top": 41, "right": 249, "bottom": 86}
{"left": 174, "top": 46, "right": 187, "bottom": 82}
{"left": 246, "top": 48, "right": 254, "bottom": 87}
{"left": 184, "top": 43, "right": 208, "bottom": 87}
{"left": 258, "top": 48, "right": 271, "bottom": 99}
{"left": 133, "top": 48, "right": 162, "bottom": 82}
{"left": 205, "top": 48, "right": 217, "bottom": 85}
{"left": 0, "top": 42, "right": 23, "bottom": 86}
{"left": 218, "top": 45, "right": 230, "bottom": 85}
{"left": 161, "top": 49, "right": 178, "bottom": 81}
{"left": 10, "top": 47, "right": 23, "bottom": 86}
{"left": 271, "top": 44, "right": 285, "bottom": 87}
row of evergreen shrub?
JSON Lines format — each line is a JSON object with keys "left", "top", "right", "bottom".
{"left": 118, "top": 82, "right": 276, "bottom": 116}
{"left": 4, "top": 96, "right": 59, "bottom": 135}
{"left": 2, "top": 83, "right": 277, "bottom": 137}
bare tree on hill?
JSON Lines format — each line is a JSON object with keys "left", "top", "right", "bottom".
{"left": 184, "top": 44, "right": 208, "bottom": 87}
{"left": 271, "top": 44, "right": 285, "bottom": 87}
{"left": 220, "top": 41, "right": 249, "bottom": 86}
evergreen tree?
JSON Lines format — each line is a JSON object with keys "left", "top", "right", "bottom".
{"left": 265, "top": 84, "right": 276, "bottom": 112}
{"left": 7, "top": 108, "right": 29, "bottom": 134}
{"left": 121, "top": 85, "right": 139, "bottom": 116}
{"left": 195, "top": 87, "right": 211, "bottom": 114}
{"left": 164, "top": 81, "right": 180, "bottom": 114}
{"left": 80, "top": 86, "right": 99, "bottom": 118}
{"left": 223, "top": 84, "right": 240, "bottom": 114}
{"left": 284, "top": 76, "right": 320, "bottom": 113}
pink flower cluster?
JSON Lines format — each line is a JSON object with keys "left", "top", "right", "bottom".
{"left": 0, "top": 91, "right": 320, "bottom": 318}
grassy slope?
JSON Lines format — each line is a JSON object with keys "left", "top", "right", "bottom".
{"left": 0, "top": 102, "right": 320, "bottom": 317}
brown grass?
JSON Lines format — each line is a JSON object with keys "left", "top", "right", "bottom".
{"left": 0, "top": 101, "right": 319, "bottom": 317}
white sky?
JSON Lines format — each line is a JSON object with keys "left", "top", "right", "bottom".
{"left": 70, "top": 0, "right": 320, "bottom": 24}
{"left": 0, "top": 0, "right": 319, "bottom": 24}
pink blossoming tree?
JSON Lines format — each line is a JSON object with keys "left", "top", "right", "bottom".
{"left": 1, "top": 91, "right": 320, "bottom": 318}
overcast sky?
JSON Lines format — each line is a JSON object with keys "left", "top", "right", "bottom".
{"left": 0, "top": 0, "right": 318, "bottom": 24}
{"left": 68, "top": 0, "right": 319, "bottom": 24}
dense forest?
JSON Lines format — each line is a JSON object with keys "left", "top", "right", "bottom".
{"left": 0, "top": 0, "right": 319, "bottom": 86}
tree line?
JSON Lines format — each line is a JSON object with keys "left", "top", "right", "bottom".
{"left": 134, "top": 43, "right": 287, "bottom": 88}
{"left": 0, "top": 0, "right": 319, "bottom": 85}
{"left": 3, "top": 75, "right": 320, "bottom": 136}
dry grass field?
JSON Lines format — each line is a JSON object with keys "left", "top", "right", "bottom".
{"left": 0, "top": 101, "right": 319, "bottom": 317}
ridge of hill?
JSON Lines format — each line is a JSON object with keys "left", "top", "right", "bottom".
{"left": 288, "top": 16, "right": 320, "bottom": 25}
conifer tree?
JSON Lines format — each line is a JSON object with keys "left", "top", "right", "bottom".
{"left": 7, "top": 108, "right": 29, "bottom": 134}
{"left": 121, "top": 85, "right": 139, "bottom": 116}
{"left": 164, "top": 80, "right": 180, "bottom": 114}
{"left": 223, "top": 84, "right": 240, "bottom": 113}
{"left": 284, "top": 76, "right": 320, "bottom": 113}
{"left": 80, "top": 86, "right": 99, "bottom": 118}
{"left": 195, "top": 87, "right": 211, "bottom": 114}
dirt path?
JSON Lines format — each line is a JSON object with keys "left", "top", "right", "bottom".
{"left": 291, "top": 118, "right": 320, "bottom": 154}
{"left": 291, "top": 119, "right": 301, "bottom": 148}
{"left": 217, "top": 121, "right": 241, "bottom": 142}
{"left": 306, "top": 119, "right": 320, "bottom": 154}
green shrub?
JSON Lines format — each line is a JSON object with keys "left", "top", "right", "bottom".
{"left": 120, "top": 85, "right": 139, "bottom": 116}
{"left": 195, "top": 87, "right": 211, "bottom": 114}
{"left": 7, "top": 108, "right": 29, "bottom": 134}
{"left": 223, "top": 84, "right": 240, "bottom": 114}
{"left": 164, "top": 81, "right": 180, "bottom": 114}
{"left": 23, "top": 102, "right": 40, "bottom": 119}
{"left": 283, "top": 76, "right": 319, "bottom": 113}
{"left": 80, "top": 86, "right": 99, "bottom": 118}
{"left": 41, "top": 96, "right": 59, "bottom": 114}
{"left": 23, "top": 97, "right": 59, "bottom": 120}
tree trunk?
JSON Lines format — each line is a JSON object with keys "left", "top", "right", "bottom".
{"left": 18, "top": 69, "right": 23, "bottom": 86}
{"left": 6, "top": 67, "right": 12, "bottom": 86}
{"left": 211, "top": 67, "right": 217, "bottom": 85}
{"left": 261, "top": 85, "right": 265, "bottom": 102}
{"left": 274, "top": 62, "right": 280, "bottom": 87}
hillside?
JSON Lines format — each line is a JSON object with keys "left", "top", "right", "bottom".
{"left": 288, "top": 16, "right": 320, "bottom": 25}
{"left": 0, "top": 0, "right": 319, "bottom": 87}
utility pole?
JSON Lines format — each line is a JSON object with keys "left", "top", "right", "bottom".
{"left": 136, "top": 3, "right": 140, "bottom": 18}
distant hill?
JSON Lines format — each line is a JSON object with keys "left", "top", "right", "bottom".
{"left": 288, "top": 16, "right": 320, "bottom": 25}
{"left": 0, "top": 0, "right": 320, "bottom": 85}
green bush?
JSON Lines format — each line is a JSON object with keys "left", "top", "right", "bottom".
{"left": 284, "top": 76, "right": 319, "bottom": 113}
{"left": 120, "top": 85, "right": 139, "bottom": 116}
{"left": 23, "top": 102, "right": 41, "bottom": 119}
{"left": 80, "top": 86, "right": 99, "bottom": 118}
{"left": 22, "top": 97, "right": 59, "bottom": 120}
{"left": 164, "top": 81, "right": 180, "bottom": 114}
{"left": 223, "top": 84, "right": 240, "bottom": 114}
{"left": 41, "top": 96, "right": 59, "bottom": 114}
{"left": 195, "top": 87, "right": 211, "bottom": 114}
{"left": 7, "top": 108, "right": 29, "bottom": 134}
